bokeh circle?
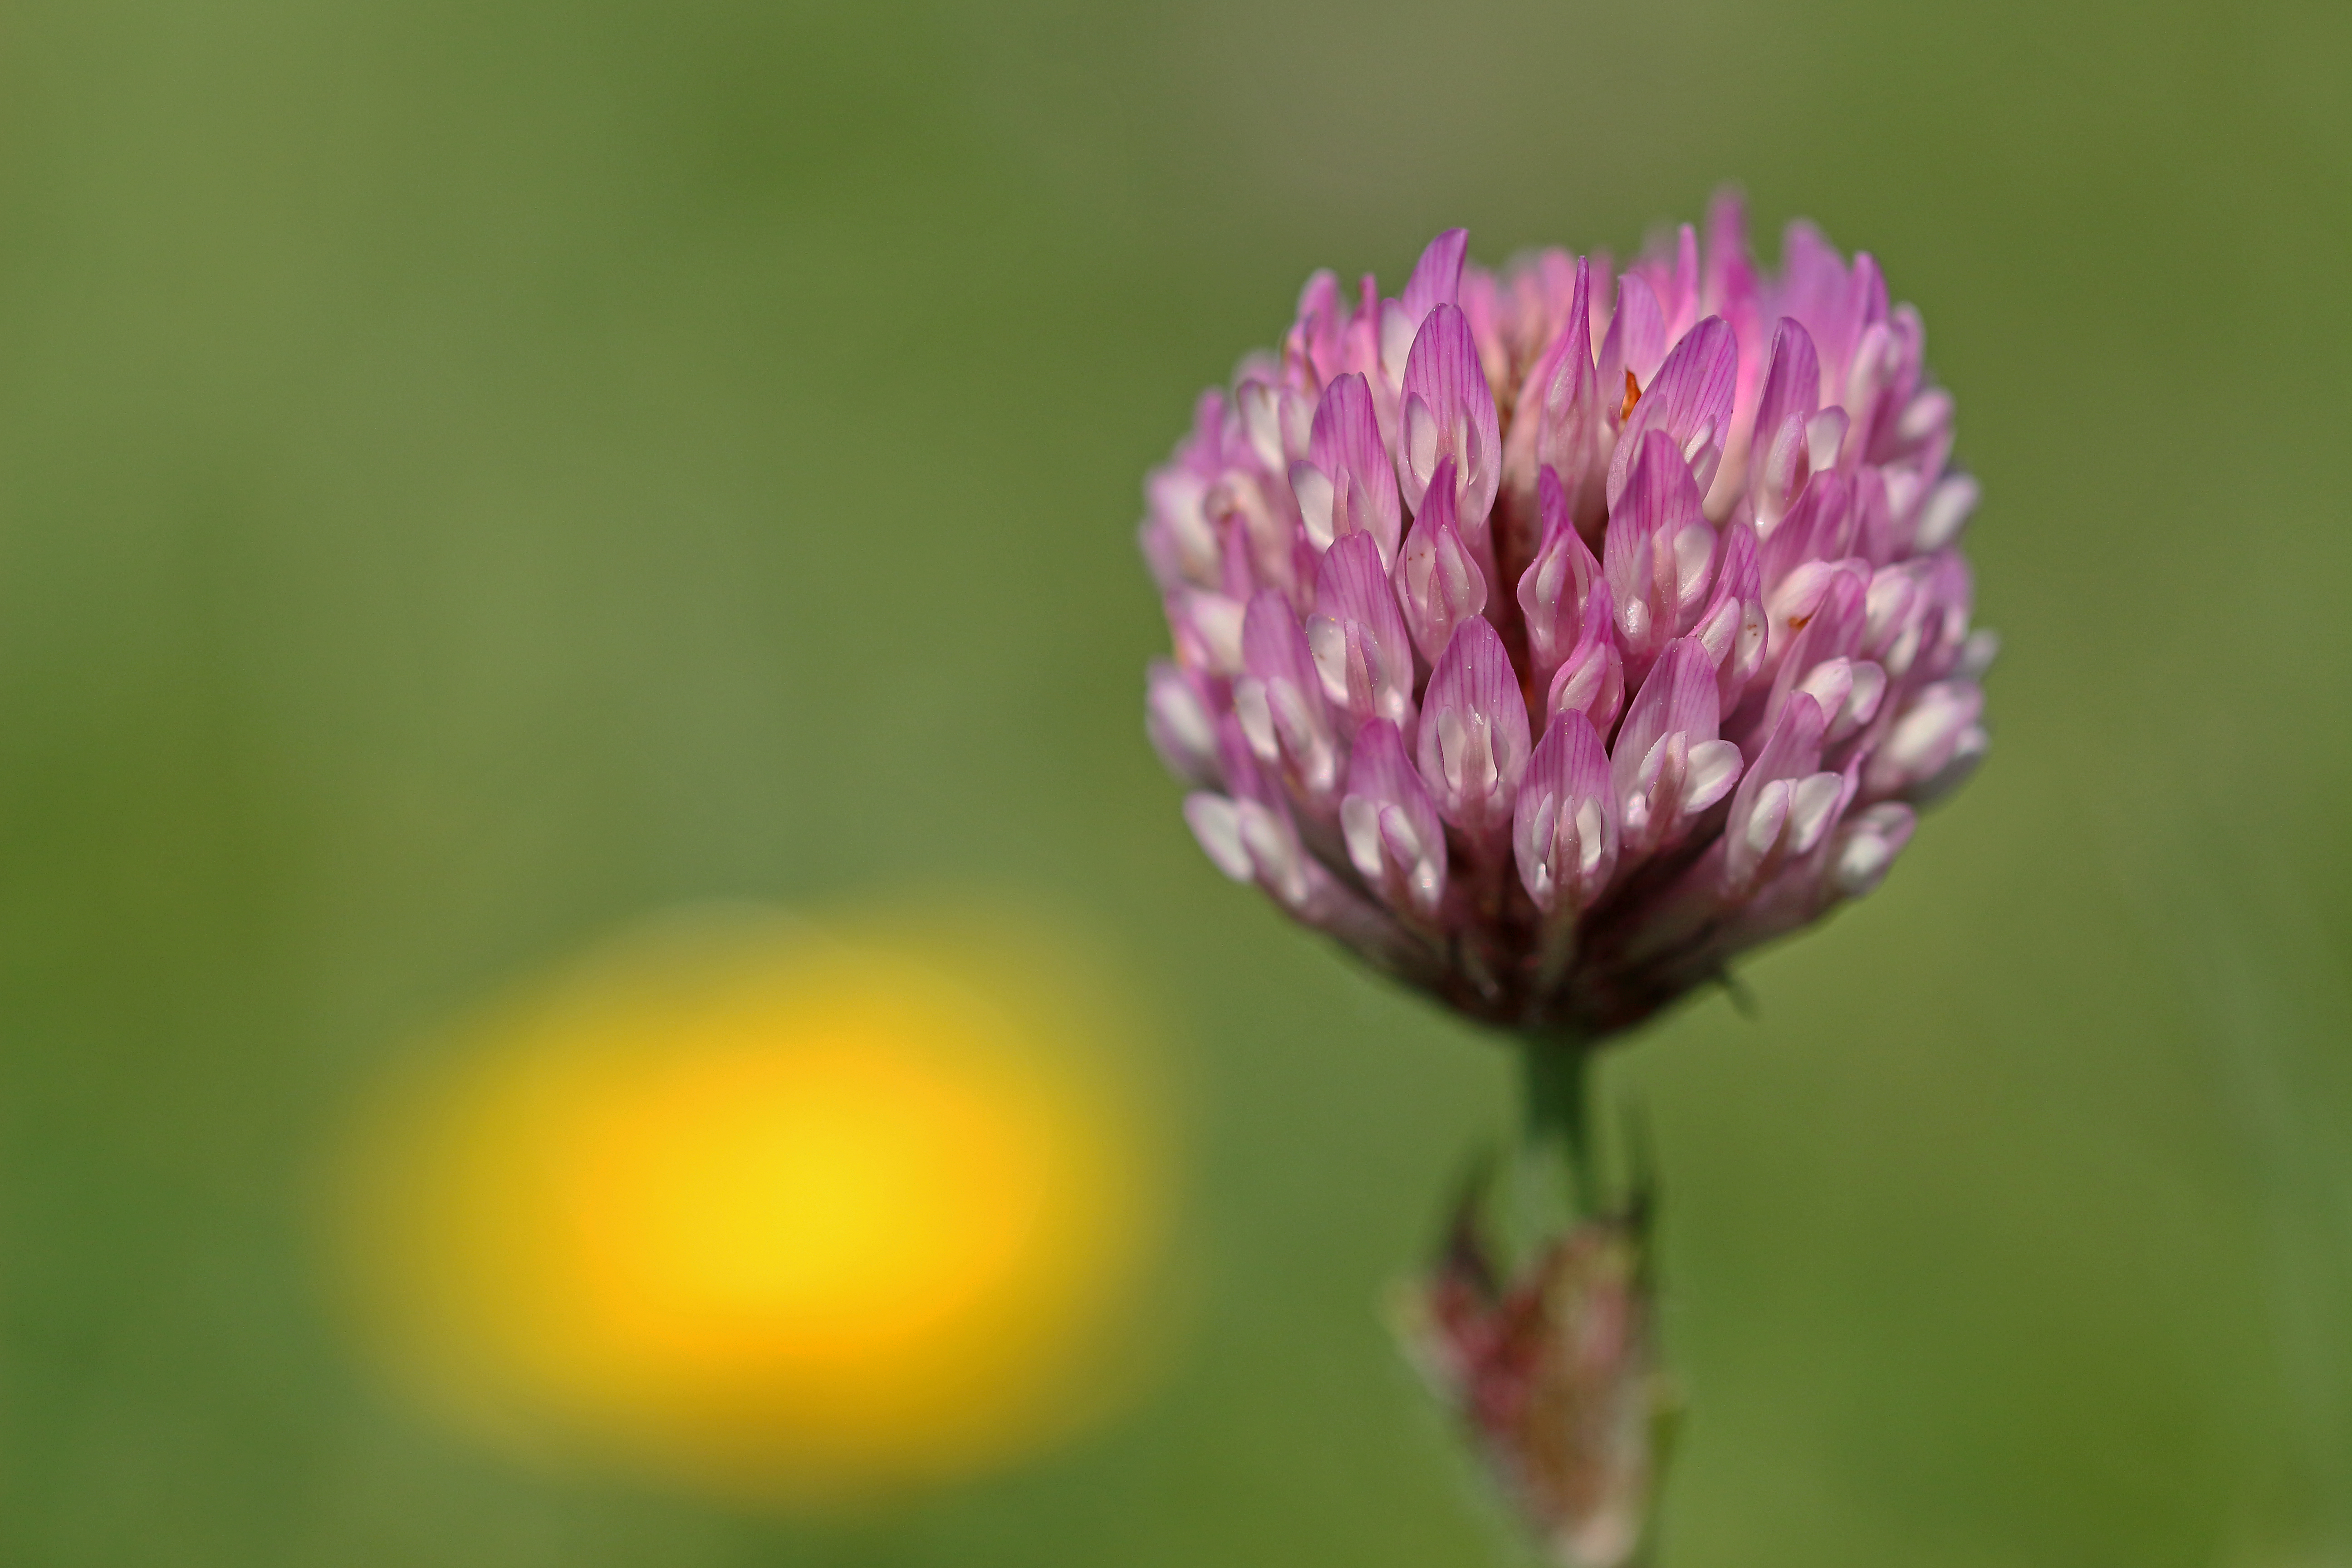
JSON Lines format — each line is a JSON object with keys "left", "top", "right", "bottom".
{"left": 335, "top": 905, "right": 1172, "bottom": 1504}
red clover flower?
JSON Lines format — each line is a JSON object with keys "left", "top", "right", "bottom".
{"left": 1142, "top": 196, "right": 1989, "bottom": 1041}
{"left": 1138, "top": 195, "right": 1989, "bottom": 1566}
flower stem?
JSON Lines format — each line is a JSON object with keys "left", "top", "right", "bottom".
{"left": 1520, "top": 1036, "right": 1597, "bottom": 1216}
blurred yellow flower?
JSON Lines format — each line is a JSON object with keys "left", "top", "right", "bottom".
{"left": 334, "top": 905, "right": 1171, "bottom": 1504}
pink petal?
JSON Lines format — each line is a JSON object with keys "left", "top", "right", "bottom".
{"left": 1607, "top": 316, "right": 1738, "bottom": 511}
{"left": 1298, "top": 372, "right": 1403, "bottom": 563}
{"left": 1403, "top": 228, "right": 1470, "bottom": 322}
{"left": 1604, "top": 431, "right": 1714, "bottom": 679}
{"left": 1309, "top": 531, "right": 1418, "bottom": 736}
{"left": 1237, "top": 589, "right": 1342, "bottom": 806}
{"left": 1747, "top": 318, "right": 1822, "bottom": 522}
{"left": 1723, "top": 691, "right": 1828, "bottom": 893}
{"left": 1416, "top": 616, "right": 1532, "bottom": 836}
{"left": 1691, "top": 515, "right": 1766, "bottom": 710}
{"left": 1396, "top": 456, "right": 1491, "bottom": 664}
{"left": 1614, "top": 638, "right": 1722, "bottom": 779}
{"left": 1342, "top": 717, "right": 1449, "bottom": 920}
{"left": 1514, "top": 708, "right": 1619, "bottom": 915}
{"left": 1398, "top": 304, "right": 1504, "bottom": 535}
{"left": 1827, "top": 802, "right": 1916, "bottom": 899}
{"left": 1597, "top": 273, "right": 1669, "bottom": 411}
{"left": 1509, "top": 255, "right": 1606, "bottom": 528}
{"left": 1147, "top": 659, "right": 1224, "bottom": 789}
{"left": 1518, "top": 465, "right": 1608, "bottom": 688}
{"left": 1544, "top": 578, "right": 1627, "bottom": 736}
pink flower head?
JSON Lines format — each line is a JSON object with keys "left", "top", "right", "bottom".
{"left": 1142, "top": 200, "right": 1989, "bottom": 1039}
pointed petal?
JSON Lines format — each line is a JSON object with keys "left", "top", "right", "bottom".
{"left": 1310, "top": 532, "right": 1418, "bottom": 733}
{"left": 1758, "top": 470, "right": 1855, "bottom": 593}
{"left": 1691, "top": 516, "right": 1765, "bottom": 708}
{"left": 1827, "top": 802, "right": 1915, "bottom": 898}
{"left": 1343, "top": 717, "right": 1449, "bottom": 918}
{"left": 1236, "top": 589, "right": 1342, "bottom": 804}
{"left": 1863, "top": 679, "right": 1984, "bottom": 799}
{"left": 1784, "top": 769, "right": 1847, "bottom": 856}
{"left": 1611, "top": 637, "right": 1723, "bottom": 812}
{"left": 1603, "top": 431, "right": 1711, "bottom": 675}
{"left": 1681, "top": 739, "right": 1744, "bottom": 815}
{"left": 1147, "top": 660, "right": 1223, "bottom": 789}
{"left": 1514, "top": 709, "right": 1619, "bottom": 914}
{"left": 1723, "top": 691, "right": 1828, "bottom": 892}
{"left": 1749, "top": 315, "right": 1816, "bottom": 446}
{"left": 1416, "top": 617, "right": 1533, "bottom": 835}
{"left": 1403, "top": 228, "right": 1470, "bottom": 322}
{"left": 1597, "top": 272, "right": 1669, "bottom": 405}
{"left": 1168, "top": 588, "right": 1246, "bottom": 676}
{"left": 1544, "top": 578, "right": 1627, "bottom": 735}
{"left": 1778, "top": 220, "right": 1854, "bottom": 372}
{"left": 1289, "top": 269, "right": 1347, "bottom": 384}
{"left": 1913, "top": 473, "right": 1980, "bottom": 552}
{"left": 1396, "top": 457, "right": 1491, "bottom": 663}
{"left": 1747, "top": 318, "right": 1822, "bottom": 518}
{"left": 1509, "top": 255, "right": 1601, "bottom": 511}
{"left": 1304, "top": 372, "right": 1404, "bottom": 563}
{"left": 1518, "top": 465, "right": 1607, "bottom": 685}
{"left": 1398, "top": 304, "right": 1504, "bottom": 532}
{"left": 1183, "top": 793, "right": 1255, "bottom": 881}
{"left": 1608, "top": 316, "right": 1738, "bottom": 510}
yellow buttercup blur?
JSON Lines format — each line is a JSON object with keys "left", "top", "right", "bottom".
{"left": 334, "top": 905, "right": 1172, "bottom": 1504}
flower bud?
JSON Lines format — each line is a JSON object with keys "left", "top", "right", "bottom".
{"left": 1402, "top": 1202, "right": 1669, "bottom": 1568}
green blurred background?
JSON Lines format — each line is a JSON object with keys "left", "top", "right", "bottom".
{"left": 1, "top": 0, "right": 2349, "bottom": 1563}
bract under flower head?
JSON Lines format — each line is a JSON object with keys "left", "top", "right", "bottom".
{"left": 1140, "top": 198, "right": 1989, "bottom": 1041}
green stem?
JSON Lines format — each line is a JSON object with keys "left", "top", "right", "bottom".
{"left": 1520, "top": 1036, "right": 1597, "bottom": 1216}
